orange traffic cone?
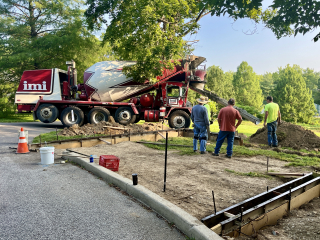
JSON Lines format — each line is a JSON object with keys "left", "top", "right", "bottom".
{"left": 16, "top": 127, "right": 29, "bottom": 154}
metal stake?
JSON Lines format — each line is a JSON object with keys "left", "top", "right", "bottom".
{"left": 288, "top": 187, "right": 292, "bottom": 212}
{"left": 239, "top": 207, "right": 244, "bottom": 236}
{"left": 267, "top": 186, "right": 269, "bottom": 192}
{"left": 163, "top": 132, "right": 168, "bottom": 192}
{"left": 212, "top": 191, "right": 217, "bottom": 215}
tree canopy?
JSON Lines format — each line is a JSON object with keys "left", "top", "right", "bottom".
{"left": 85, "top": 0, "right": 265, "bottom": 81}
{"left": 206, "top": 65, "right": 234, "bottom": 100}
{"left": 233, "top": 61, "right": 263, "bottom": 109}
{"left": 0, "top": 0, "right": 115, "bottom": 116}
{"left": 0, "top": 0, "right": 114, "bottom": 82}
{"left": 265, "top": 0, "right": 320, "bottom": 42}
{"left": 272, "top": 65, "right": 316, "bottom": 123}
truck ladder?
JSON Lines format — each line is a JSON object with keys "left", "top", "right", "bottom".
{"left": 190, "top": 87, "right": 261, "bottom": 125}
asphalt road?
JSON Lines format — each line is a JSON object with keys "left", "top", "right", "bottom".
{"left": 0, "top": 122, "right": 185, "bottom": 240}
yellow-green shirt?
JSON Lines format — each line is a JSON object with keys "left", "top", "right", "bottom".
{"left": 264, "top": 102, "right": 279, "bottom": 123}
{"left": 204, "top": 104, "right": 211, "bottom": 121}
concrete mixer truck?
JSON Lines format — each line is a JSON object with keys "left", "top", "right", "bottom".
{"left": 15, "top": 56, "right": 260, "bottom": 128}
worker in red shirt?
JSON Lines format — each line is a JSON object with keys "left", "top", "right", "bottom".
{"left": 213, "top": 98, "right": 242, "bottom": 158}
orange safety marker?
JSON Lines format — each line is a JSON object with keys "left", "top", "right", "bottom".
{"left": 16, "top": 127, "right": 29, "bottom": 154}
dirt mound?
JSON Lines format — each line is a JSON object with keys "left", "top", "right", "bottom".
{"left": 250, "top": 121, "right": 320, "bottom": 149}
{"left": 59, "top": 120, "right": 167, "bottom": 137}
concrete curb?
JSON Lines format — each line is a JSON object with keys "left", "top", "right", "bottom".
{"left": 63, "top": 152, "right": 223, "bottom": 240}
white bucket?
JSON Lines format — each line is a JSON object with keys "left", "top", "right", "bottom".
{"left": 40, "top": 147, "right": 55, "bottom": 165}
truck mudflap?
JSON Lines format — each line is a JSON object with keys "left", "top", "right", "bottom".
{"left": 190, "top": 87, "right": 261, "bottom": 125}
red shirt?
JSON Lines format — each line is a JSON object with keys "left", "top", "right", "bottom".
{"left": 218, "top": 106, "right": 242, "bottom": 132}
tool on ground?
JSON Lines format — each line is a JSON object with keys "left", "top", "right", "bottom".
{"left": 16, "top": 127, "right": 29, "bottom": 154}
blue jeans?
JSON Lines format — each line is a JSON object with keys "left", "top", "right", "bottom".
{"left": 214, "top": 131, "right": 235, "bottom": 156}
{"left": 267, "top": 121, "right": 278, "bottom": 146}
{"left": 193, "top": 123, "right": 208, "bottom": 152}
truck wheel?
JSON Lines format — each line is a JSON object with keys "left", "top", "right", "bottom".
{"left": 115, "top": 107, "right": 136, "bottom": 125}
{"left": 168, "top": 110, "right": 191, "bottom": 129}
{"left": 88, "top": 107, "right": 110, "bottom": 124}
{"left": 134, "top": 114, "right": 141, "bottom": 124}
{"left": 36, "top": 104, "right": 59, "bottom": 123}
{"left": 60, "top": 106, "right": 85, "bottom": 127}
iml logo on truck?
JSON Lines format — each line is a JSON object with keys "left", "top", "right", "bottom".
{"left": 23, "top": 81, "right": 47, "bottom": 91}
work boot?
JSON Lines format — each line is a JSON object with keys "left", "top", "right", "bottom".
{"left": 194, "top": 150, "right": 198, "bottom": 153}
{"left": 225, "top": 154, "right": 232, "bottom": 158}
{"left": 272, "top": 145, "right": 278, "bottom": 148}
{"left": 212, "top": 153, "right": 219, "bottom": 156}
{"left": 200, "top": 151, "right": 208, "bottom": 154}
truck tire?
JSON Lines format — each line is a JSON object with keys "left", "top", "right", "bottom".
{"left": 115, "top": 107, "right": 136, "bottom": 125}
{"left": 36, "top": 104, "right": 59, "bottom": 123}
{"left": 134, "top": 114, "right": 141, "bottom": 124}
{"left": 168, "top": 110, "right": 191, "bottom": 129}
{"left": 60, "top": 106, "right": 85, "bottom": 127}
{"left": 88, "top": 107, "right": 110, "bottom": 124}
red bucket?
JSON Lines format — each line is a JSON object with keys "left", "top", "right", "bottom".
{"left": 99, "top": 155, "right": 120, "bottom": 171}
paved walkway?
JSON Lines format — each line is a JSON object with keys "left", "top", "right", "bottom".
{"left": 0, "top": 122, "right": 185, "bottom": 240}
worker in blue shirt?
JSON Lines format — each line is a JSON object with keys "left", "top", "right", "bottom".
{"left": 190, "top": 96, "right": 210, "bottom": 154}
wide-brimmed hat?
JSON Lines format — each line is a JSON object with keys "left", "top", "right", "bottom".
{"left": 204, "top": 97, "right": 211, "bottom": 102}
{"left": 197, "top": 96, "right": 208, "bottom": 104}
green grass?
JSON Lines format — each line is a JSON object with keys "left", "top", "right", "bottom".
{"left": 141, "top": 137, "right": 320, "bottom": 167}
{"left": 190, "top": 120, "right": 261, "bottom": 137}
{"left": 0, "top": 113, "right": 35, "bottom": 123}
{"left": 225, "top": 169, "right": 271, "bottom": 178}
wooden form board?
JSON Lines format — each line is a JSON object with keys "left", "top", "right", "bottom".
{"left": 31, "top": 131, "right": 179, "bottom": 149}
{"left": 229, "top": 184, "right": 320, "bottom": 237}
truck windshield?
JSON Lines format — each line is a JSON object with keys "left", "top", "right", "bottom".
{"left": 167, "top": 86, "right": 180, "bottom": 98}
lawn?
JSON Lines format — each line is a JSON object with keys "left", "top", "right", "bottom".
{"left": 209, "top": 120, "right": 261, "bottom": 137}
{"left": 0, "top": 114, "right": 35, "bottom": 123}
{"left": 142, "top": 137, "right": 320, "bottom": 168}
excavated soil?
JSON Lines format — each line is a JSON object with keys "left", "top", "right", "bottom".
{"left": 67, "top": 141, "right": 308, "bottom": 221}
{"left": 59, "top": 118, "right": 167, "bottom": 137}
{"left": 250, "top": 121, "right": 320, "bottom": 150}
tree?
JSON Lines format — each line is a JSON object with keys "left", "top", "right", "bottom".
{"left": 0, "top": 0, "right": 114, "bottom": 82}
{"left": 0, "top": 0, "right": 116, "bottom": 116}
{"left": 302, "top": 68, "right": 320, "bottom": 105}
{"left": 272, "top": 65, "right": 316, "bottom": 123}
{"left": 85, "top": 0, "right": 266, "bottom": 81}
{"left": 233, "top": 62, "right": 263, "bottom": 109}
{"left": 265, "top": 0, "right": 320, "bottom": 42}
{"left": 206, "top": 65, "right": 235, "bottom": 100}
{"left": 259, "top": 72, "right": 275, "bottom": 103}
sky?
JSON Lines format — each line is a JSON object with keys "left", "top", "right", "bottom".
{"left": 186, "top": 9, "right": 319, "bottom": 75}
